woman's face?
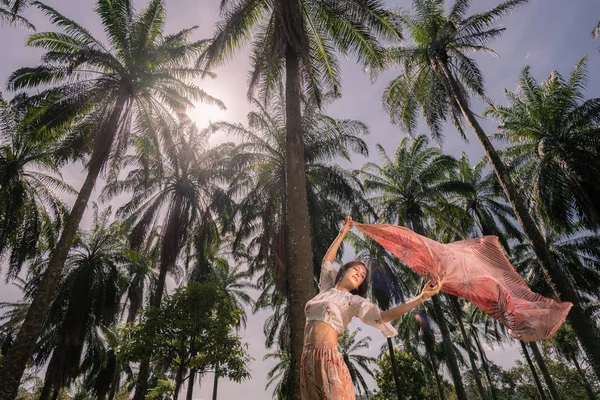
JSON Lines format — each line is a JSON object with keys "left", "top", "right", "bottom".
{"left": 342, "top": 263, "right": 368, "bottom": 289}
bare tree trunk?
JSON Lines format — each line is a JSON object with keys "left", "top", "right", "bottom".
{"left": 0, "top": 95, "right": 128, "bottom": 400}
{"left": 529, "top": 342, "right": 561, "bottom": 400}
{"left": 572, "top": 358, "right": 596, "bottom": 400}
{"left": 173, "top": 361, "right": 186, "bottom": 400}
{"left": 472, "top": 334, "right": 499, "bottom": 400}
{"left": 186, "top": 369, "right": 197, "bottom": 400}
{"left": 449, "top": 296, "right": 486, "bottom": 399}
{"left": 438, "top": 60, "right": 600, "bottom": 382}
{"left": 284, "top": 45, "right": 316, "bottom": 400}
{"left": 520, "top": 341, "right": 548, "bottom": 400}
{"left": 386, "top": 339, "right": 403, "bottom": 399}
{"left": 212, "top": 364, "right": 219, "bottom": 400}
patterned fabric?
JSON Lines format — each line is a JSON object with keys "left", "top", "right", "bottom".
{"left": 304, "top": 261, "right": 397, "bottom": 338}
{"left": 300, "top": 342, "right": 355, "bottom": 400}
{"left": 354, "top": 223, "right": 573, "bottom": 342}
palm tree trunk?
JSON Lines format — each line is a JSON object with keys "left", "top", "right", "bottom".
{"left": 431, "top": 295, "right": 468, "bottom": 400}
{"left": 0, "top": 95, "right": 128, "bottom": 400}
{"left": 437, "top": 60, "right": 600, "bottom": 382}
{"left": 411, "top": 221, "right": 467, "bottom": 400}
{"left": 386, "top": 339, "right": 403, "bottom": 399}
{"left": 520, "top": 341, "right": 548, "bottom": 400}
{"left": 186, "top": 369, "right": 196, "bottom": 400}
{"left": 572, "top": 357, "right": 596, "bottom": 400}
{"left": 528, "top": 342, "right": 561, "bottom": 400}
{"left": 284, "top": 45, "right": 316, "bottom": 400}
{"left": 212, "top": 364, "right": 219, "bottom": 400}
{"left": 472, "top": 333, "right": 498, "bottom": 400}
{"left": 449, "top": 296, "right": 486, "bottom": 399}
{"left": 134, "top": 196, "right": 186, "bottom": 400}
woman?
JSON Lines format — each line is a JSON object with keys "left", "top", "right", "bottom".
{"left": 301, "top": 217, "right": 442, "bottom": 399}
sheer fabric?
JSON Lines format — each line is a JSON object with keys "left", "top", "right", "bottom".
{"left": 354, "top": 223, "right": 572, "bottom": 341}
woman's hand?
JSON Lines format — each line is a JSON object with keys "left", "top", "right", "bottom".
{"left": 419, "top": 278, "right": 443, "bottom": 301}
{"left": 340, "top": 216, "right": 353, "bottom": 233}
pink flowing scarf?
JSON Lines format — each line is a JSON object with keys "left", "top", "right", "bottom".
{"left": 354, "top": 223, "right": 572, "bottom": 341}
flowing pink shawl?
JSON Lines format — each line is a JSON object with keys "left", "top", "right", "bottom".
{"left": 354, "top": 223, "right": 572, "bottom": 341}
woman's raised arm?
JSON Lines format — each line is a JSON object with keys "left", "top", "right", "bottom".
{"left": 323, "top": 216, "right": 353, "bottom": 263}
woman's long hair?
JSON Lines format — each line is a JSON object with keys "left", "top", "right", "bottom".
{"left": 334, "top": 260, "right": 369, "bottom": 297}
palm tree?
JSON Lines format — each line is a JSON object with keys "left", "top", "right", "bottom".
{"left": 0, "top": 0, "right": 33, "bottom": 28}
{"left": 382, "top": 0, "right": 600, "bottom": 380}
{"left": 32, "top": 206, "right": 125, "bottom": 400}
{"left": 453, "top": 154, "right": 522, "bottom": 251}
{"left": 218, "top": 95, "right": 371, "bottom": 347}
{"left": 204, "top": 3, "right": 401, "bottom": 393}
{"left": 592, "top": 19, "right": 600, "bottom": 52}
{"left": 486, "top": 57, "right": 600, "bottom": 232}
{"left": 0, "top": 95, "right": 73, "bottom": 282}
{"left": 103, "top": 120, "right": 234, "bottom": 399}
{"left": 0, "top": 1, "right": 223, "bottom": 395}
{"left": 360, "top": 134, "right": 470, "bottom": 399}
{"left": 338, "top": 328, "right": 377, "bottom": 397}
{"left": 264, "top": 351, "right": 292, "bottom": 400}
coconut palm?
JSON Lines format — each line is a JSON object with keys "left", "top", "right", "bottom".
{"left": 453, "top": 154, "right": 522, "bottom": 251}
{"left": 360, "top": 134, "right": 470, "bottom": 398}
{"left": 103, "top": 120, "right": 234, "bottom": 398}
{"left": 382, "top": 0, "right": 600, "bottom": 380}
{"left": 31, "top": 206, "right": 125, "bottom": 400}
{"left": 0, "top": 95, "right": 73, "bottom": 282}
{"left": 338, "top": 328, "right": 377, "bottom": 397}
{"left": 0, "top": 0, "right": 33, "bottom": 28}
{"left": 217, "top": 95, "right": 371, "bottom": 354}
{"left": 264, "top": 350, "right": 292, "bottom": 400}
{"left": 204, "top": 3, "right": 401, "bottom": 392}
{"left": 592, "top": 19, "right": 600, "bottom": 52}
{"left": 486, "top": 57, "right": 600, "bottom": 232}
{"left": 0, "top": 0, "right": 224, "bottom": 394}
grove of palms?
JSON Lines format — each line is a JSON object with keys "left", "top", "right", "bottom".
{"left": 0, "top": 0, "right": 599, "bottom": 399}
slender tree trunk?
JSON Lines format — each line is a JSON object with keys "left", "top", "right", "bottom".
{"left": 212, "top": 364, "right": 219, "bottom": 400}
{"left": 529, "top": 342, "right": 561, "bottom": 400}
{"left": 572, "top": 357, "right": 596, "bottom": 400}
{"left": 473, "top": 333, "right": 499, "bottom": 400}
{"left": 39, "top": 378, "right": 53, "bottom": 400}
{"left": 108, "top": 367, "right": 120, "bottom": 400}
{"left": 449, "top": 296, "right": 486, "bottom": 399}
{"left": 438, "top": 60, "right": 600, "bottom": 382}
{"left": 520, "top": 341, "right": 548, "bottom": 400}
{"left": 431, "top": 296, "right": 468, "bottom": 400}
{"left": 428, "top": 342, "right": 446, "bottom": 400}
{"left": 186, "top": 369, "right": 196, "bottom": 400}
{"left": 284, "top": 45, "right": 316, "bottom": 400}
{"left": 173, "top": 361, "right": 186, "bottom": 400}
{"left": 134, "top": 196, "right": 186, "bottom": 400}
{"left": 386, "top": 339, "right": 403, "bottom": 399}
{"left": 0, "top": 95, "right": 128, "bottom": 400}
{"left": 411, "top": 220, "right": 467, "bottom": 400}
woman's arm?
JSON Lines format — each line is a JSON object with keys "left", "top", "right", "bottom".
{"left": 380, "top": 278, "right": 443, "bottom": 323}
{"left": 323, "top": 216, "right": 352, "bottom": 263}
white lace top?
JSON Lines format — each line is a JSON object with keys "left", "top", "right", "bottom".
{"left": 304, "top": 260, "right": 398, "bottom": 338}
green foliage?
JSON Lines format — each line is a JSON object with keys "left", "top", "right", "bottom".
{"left": 373, "top": 347, "right": 454, "bottom": 399}
{"left": 119, "top": 279, "right": 252, "bottom": 384}
{"left": 145, "top": 379, "right": 174, "bottom": 400}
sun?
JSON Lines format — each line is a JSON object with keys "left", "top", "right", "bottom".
{"left": 186, "top": 101, "right": 227, "bottom": 130}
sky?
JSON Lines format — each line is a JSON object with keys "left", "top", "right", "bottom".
{"left": 1, "top": 0, "right": 600, "bottom": 399}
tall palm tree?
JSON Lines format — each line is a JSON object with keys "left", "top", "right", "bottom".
{"left": 338, "top": 328, "right": 377, "bottom": 397}
{"left": 0, "top": 95, "right": 73, "bottom": 282}
{"left": 0, "top": 1, "right": 223, "bottom": 395}
{"left": 33, "top": 206, "right": 125, "bottom": 400}
{"left": 103, "top": 120, "right": 234, "bottom": 399}
{"left": 360, "top": 134, "right": 470, "bottom": 399}
{"left": 382, "top": 0, "right": 600, "bottom": 380}
{"left": 204, "top": 3, "right": 401, "bottom": 393}
{"left": 453, "top": 154, "right": 522, "bottom": 251}
{"left": 486, "top": 57, "right": 600, "bottom": 232}
{"left": 218, "top": 95, "right": 371, "bottom": 350}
